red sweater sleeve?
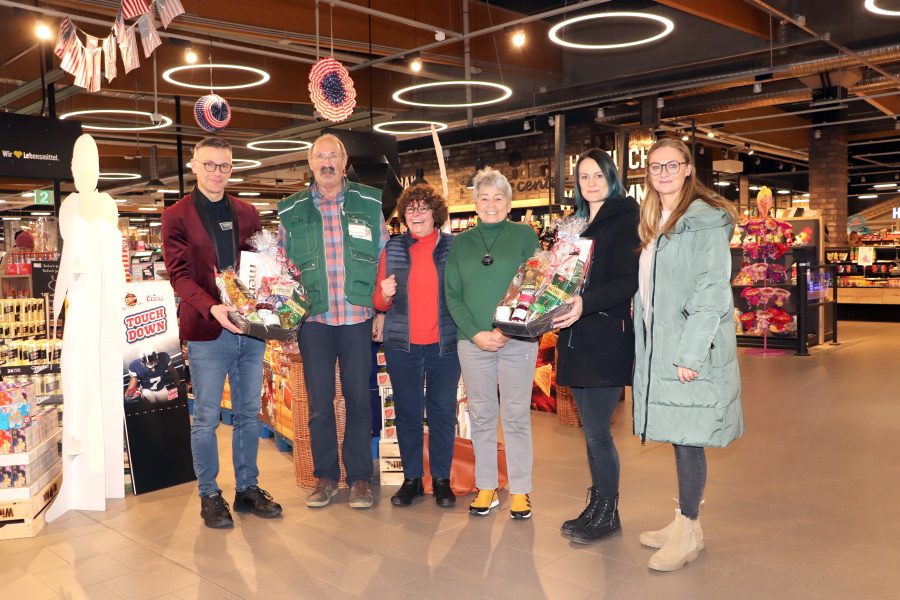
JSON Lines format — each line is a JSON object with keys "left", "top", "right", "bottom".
{"left": 372, "top": 249, "right": 392, "bottom": 312}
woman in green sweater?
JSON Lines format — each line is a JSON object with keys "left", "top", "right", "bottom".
{"left": 445, "top": 167, "right": 540, "bottom": 519}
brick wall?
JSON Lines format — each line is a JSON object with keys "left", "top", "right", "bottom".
{"left": 397, "top": 124, "right": 604, "bottom": 209}
{"left": 808, "top": 126, "right": 848, "bottom": 247}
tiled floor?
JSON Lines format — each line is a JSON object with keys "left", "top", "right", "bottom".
{"left": 3, "top": 320, "right": 897, "bottom": 599}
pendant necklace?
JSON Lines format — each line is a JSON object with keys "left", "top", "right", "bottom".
{"left": 477, "top": 224, "right": 504, "bottom": 266}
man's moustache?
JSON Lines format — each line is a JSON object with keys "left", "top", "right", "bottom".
{"left": 320, "top": 167, "right": 336, "bottom": 175}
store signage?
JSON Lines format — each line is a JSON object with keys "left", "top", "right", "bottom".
{"left": 33, "top": 189, "right": 54, "bottom": 205}
{"left": 857, "top": 246, "right": 875, "bottom": 267}
{"left": 0, "top": 113, "right": 81, "bottom": 181}
{"left": 893, "top": 207, "right": 900, "bottom": 219}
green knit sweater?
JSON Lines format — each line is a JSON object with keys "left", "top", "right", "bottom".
{"left": 445, "top": 219, "right": 540, "bottom": 341}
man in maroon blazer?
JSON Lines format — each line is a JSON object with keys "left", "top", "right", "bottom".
{"left": 161, "top": 137, "right": 282, "bottom": 528}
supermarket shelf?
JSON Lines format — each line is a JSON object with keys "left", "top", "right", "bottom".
{"left": 0, "top": 429, "right": 61, "bottom": 467}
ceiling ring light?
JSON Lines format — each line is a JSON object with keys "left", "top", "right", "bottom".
{"left": 185, "top": 158, "right": 262, "bottom": 170}
{"left": 392, "top": 81, "right": 512, "bottom": 108}
{"left": 246, "top": 140, "right": 312, "bottom": 152}
{"left": 373, "top": 121, "right": 449, "bottom": 135}
{"left": 865, "top": 0, "right": 900, "bottom": 15}
{"left": 163, "top": 64, "right": 270, "bottom": 90}
{"left": 98, "top": 172, "right": 142, "bottom": 180}
{"left": 59, "top": 109, "right": 172, "bottom": 131}
{"left": 549, "top": 12, "right": 675, "bottom": 49}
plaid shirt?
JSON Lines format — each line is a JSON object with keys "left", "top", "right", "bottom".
{"left": 306, "top": 180, "right": 389, "bottom": 326}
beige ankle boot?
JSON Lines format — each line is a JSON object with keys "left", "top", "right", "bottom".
{"left": 647, "top": 512, "right": 701, "bottom": 572}
{"left": 639, "top": 509, "right": 705, "bottom": 550}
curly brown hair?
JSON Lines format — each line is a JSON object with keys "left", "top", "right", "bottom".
{"left": 396, "top": 183, "right": 449, "bottom": 228}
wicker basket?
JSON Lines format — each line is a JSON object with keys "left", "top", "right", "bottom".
{"left": 556, "top": 385, "right": 582, "bottom": 427}
{"left": 287, "top": 352, "right": 349, "bottom": 489}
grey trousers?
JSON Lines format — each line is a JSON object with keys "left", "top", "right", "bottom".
{"left": 457, "top": 337, "right": 538, "bottom": 494}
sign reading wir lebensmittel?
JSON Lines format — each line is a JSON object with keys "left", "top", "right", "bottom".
{"left": 0, "top": 113, "right": 82, "bottom": 180}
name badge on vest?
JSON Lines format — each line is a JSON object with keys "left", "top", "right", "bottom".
{"left": 220, "top": 221, "right": 233, "bottom": 231}
{"left": 348, "top": 223, "right": 372, "bottom": 241}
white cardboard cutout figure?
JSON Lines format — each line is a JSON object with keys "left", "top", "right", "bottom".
{"left": 46, "top": 134, "right": 125, "bottom": 521}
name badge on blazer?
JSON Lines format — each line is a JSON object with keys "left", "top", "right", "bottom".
{"left": 220, "top": 221, "right": 233, "bottom": 231}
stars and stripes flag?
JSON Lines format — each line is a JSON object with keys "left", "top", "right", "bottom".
{"left": 103, "top": 35, "right": 118, "bottom": 83}
{"left": 73, "top": 44, "right": 91, "bottom": 89}
{"left": 121, "top": 0, "right": 151, "bottom": 20}
{"left": 60, "top": 35, "right": 84, "bottom": 76}
{"left": 119, "top": 26, "right": 140, "bottom": 73}
{"left": 54, "top": 16, "right": 76, "bottom": 58}
{"left": 156, "top": 0, "right": 185, "bottom": 29}
{"left": 114, "top": 10, "right": 127, "bottom": 42}
{"left": 84, "top": 35, "right": 103, "bottom": 93}
{"left": 137, "top": 14, "right": 161, "bottom": 58}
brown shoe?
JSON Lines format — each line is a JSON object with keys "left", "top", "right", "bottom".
{"left": 306, "top": 478, "right": 338, "bottom": 508}
{"left": 348, "top": 480, "right": 374, "bottom": 509}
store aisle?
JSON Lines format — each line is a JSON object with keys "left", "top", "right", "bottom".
{"left": 2, "top": 321, "right": 899, "bottom": 600}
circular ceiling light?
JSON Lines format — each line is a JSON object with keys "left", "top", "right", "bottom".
{"left": 98, "top": 172, "right": 141, "bottom": 180}
{"left": 246, "top": 140, "right": 312, "bottom": 152}
{"left": 162, "top": 64, "right": 270, "bottom": 90}
{"left": 549, "top": 12, "right": 675, "bottom": 49}
{"left": 185, "top": 158, "right": 261, "bottom": 170}
{"left": 865, "top": 0, "right": 900, "bottom": 16}
{"left": 373, "top": 121, "right": 449, "bottom": 135}
{"left": 60, "top": 109, "right": 172, "bottom": 131}
{"left": 392, "top": 81, "right": 512, "bottom": 108}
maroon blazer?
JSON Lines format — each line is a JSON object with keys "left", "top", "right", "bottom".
{"left": 161, "top": 189, "right": 261, "bottom": 341}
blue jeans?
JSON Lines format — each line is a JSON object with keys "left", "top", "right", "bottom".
{"left": 299, "top": 320, "right": 374, "bottom": 485}
{"left": 571, "top": 386, "right": 621, "bottom": 498}
{"left": 187, "top": 329, "right": 266, "bottom": 498}
{"left": 674, "top": 444, "right": 707, "bottom": 520}
{"left": 385, "top": 344, "right": 461, "bottom": 479}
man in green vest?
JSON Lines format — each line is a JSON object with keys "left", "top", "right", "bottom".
{"left": 278, "top": 134, "right": 389, "bottom": 509}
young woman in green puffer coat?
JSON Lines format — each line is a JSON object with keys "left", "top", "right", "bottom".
{"left": 633, "top": 138, "right": 744, "bottom": 572}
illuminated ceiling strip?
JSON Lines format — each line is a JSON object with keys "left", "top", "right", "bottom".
{"left": 60, "top": 109, "right": 172, "bottom": 131}
{"left": 865, "top": 0, "right": 900, "bottom": 16}
{"left": 373, "top": 121, "right": 449, "bottom": 135}
{"left": 163, "top": 64, "right": 270, "bottom": 90}
{"left": 548, "top": 12, "right": 674, "bottom": 50}
{"left": 246, "top": 140, "right": 313, "bottom": 152}
{"left": 99, "top": 172, "right": 142, "bottom": 180}
{"left": 392, "top": 81, "right": 512, "bottom": 108}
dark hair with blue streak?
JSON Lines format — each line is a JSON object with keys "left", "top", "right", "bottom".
{"left": 573, "top": 148, "right": 625, "bottom": 219}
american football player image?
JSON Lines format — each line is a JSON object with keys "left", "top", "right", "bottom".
{"left": 125, "top": 349, "right": 181, "bottom": 405}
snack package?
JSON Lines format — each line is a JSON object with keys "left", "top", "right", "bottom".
{"left": 493, "top": 216, "right": 594, "bottom": 337}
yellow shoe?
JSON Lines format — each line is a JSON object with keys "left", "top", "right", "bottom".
{"left": 510, "top": 493, "right": 532, "bottom": 520}
{"left": 469, "top": 489, "right": 499, "bottom": 516}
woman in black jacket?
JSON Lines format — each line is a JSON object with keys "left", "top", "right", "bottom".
{"left": 553, "top": 148, "right": 640, "bottom": 544}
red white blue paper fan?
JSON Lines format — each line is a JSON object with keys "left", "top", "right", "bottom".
{"left": 194, "top": 94, "right": 232, "bottom": 133}
{"left": 308, "top": 57, "right": 356, "bottom": 122}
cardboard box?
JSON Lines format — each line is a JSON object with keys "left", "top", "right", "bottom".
{"left": 376, "top": 372, "right": 391, "bottom": 387}
{"left": 0, "top": 407, "right": 57, "bottom": 454}
{"left": 0, "top": 444, "right": 59, "bottom": 488}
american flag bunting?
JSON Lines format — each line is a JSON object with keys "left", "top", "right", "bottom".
{"left": 73, "top": 44, "right": 91, "bottom": 89}
{"left": 54, "top": 16, "right": 76, "bottom": 58}
{"left": 119, "top": 26, "right": 140, "bottom": 73}
{"left": 121, "top": 0, "right": 151, "bottom": 20}
{"left": 156, "top": 0, "right": 185, "bottom": 29}
{"left": 137, "top": 14, "right": 161, "bottom": 58}
{"left": 60, "top": 36, "right": 84, "bottom": 76}
{"left": 85, "top": 36, "right": 103, "bottom": 93}
{"left": 114, "top": 10, "right": 127, "bottom": 42}
{"left": 103, "top": 35, "right": 118, "bottom": 83}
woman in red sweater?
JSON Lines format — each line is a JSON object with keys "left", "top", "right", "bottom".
{"left": 373, "top": 184, "right": 460, "bottom": 508}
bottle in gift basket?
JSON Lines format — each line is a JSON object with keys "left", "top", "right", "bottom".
{"left": 510, "top": 260, "right": 544, "bottom": 322}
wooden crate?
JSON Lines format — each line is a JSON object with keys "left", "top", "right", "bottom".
{"left": 0, "top": 473, "right": 60, "bottom": 539}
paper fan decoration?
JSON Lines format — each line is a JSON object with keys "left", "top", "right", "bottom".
{"left": 194, "top": 94, "right": 232, "bottom": 133}
{"left": 308, "top": 57, "right": 356, "bottom": 122}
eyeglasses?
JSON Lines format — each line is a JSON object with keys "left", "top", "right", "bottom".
{"left": 196, "top": 161, "right": 233, "bottom": 173}
{"left": 404, "top": 205, "right": 432, "bottom": 214}
{"left": 648, "top": 161, "right": 688, "bottom": 175}
{"left": 313, "top": 153, "right": 342, "bottom": 161}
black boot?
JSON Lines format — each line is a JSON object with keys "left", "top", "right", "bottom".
{"left": 432, "top": 478, "right": 456, "bottom": 508}
{"left": 569, "top": 495, "right": 621, "bottom": 544}
{"left": 391, "top": 478, "right": 424, "bottom": 507}
{"left": 561, "top": 486, "right": 599, "bottom": 536}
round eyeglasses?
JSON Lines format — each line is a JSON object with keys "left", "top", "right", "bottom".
{"left": 196, "top": 161, "right": 233, "bottom": 173}
{"left": 404, "top": 205, "right": 433, "bottom": 214}
{"left": 648, "top": 161, "right": 688, "bottom": 175}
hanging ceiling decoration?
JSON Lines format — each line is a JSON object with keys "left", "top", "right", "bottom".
{"left": 194, "top": 94, "right": 232, "bottom": 133}
{"left": 549, "top": 12, "right": 674, "bottom": 49}
{"left": 246, "top": 140, "right": 313, "bottom": 152}
{"left": 373, "top": 121, "right": 449, "bottom": 135}
{"left": 308, "top": 57, "right": 357, "bottom": 122}
{"left": 392, "top": 81, "right": 512, "bottom": 108}
{"left": 162, "top": 64, "right": 270, "bottom": 89}
{"left": 59, "top": 109, "right": 172, "bottom": 131}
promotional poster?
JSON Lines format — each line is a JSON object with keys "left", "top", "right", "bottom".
{"left": 122, "top": 280, "right": 195, "bottom": 494}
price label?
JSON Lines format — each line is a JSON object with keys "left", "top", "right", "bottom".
{"left": 857, "top": 246, "right": 875, "bottom": 267}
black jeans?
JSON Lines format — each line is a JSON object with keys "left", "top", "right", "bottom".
{"left": 299, "top": 319, "right": 374, "bottom": 485}
{"left": 385, "top": 343, "right": 461, "bottom": 479}
{"left": 673, "top": 444, "right": 707, "bottom": 520}
{"left": 571, "top": 386, "right": 621, "bottom": 498}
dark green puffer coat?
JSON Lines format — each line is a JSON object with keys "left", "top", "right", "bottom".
{"left": 633, "top": 200, "right": 744, "bottom": 448}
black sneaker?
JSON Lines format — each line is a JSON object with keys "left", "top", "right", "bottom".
{"left": 233, "top": 485, "right": 283, "bottom": 518}
{"left": 200, "top": 492, "right": 234, "bottom": 528}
